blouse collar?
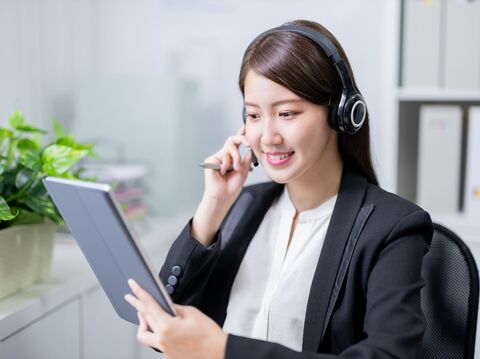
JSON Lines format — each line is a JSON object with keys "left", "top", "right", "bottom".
{"left": 278, "top": 186, "right": 338, "bottom": 223}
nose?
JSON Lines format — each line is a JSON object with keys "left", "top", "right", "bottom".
{"left": 260, "top": 118, "right": 283, "bottom": 147}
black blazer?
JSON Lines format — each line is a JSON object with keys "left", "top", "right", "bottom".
{"left": 159, "top": 166, "right": 433, "bottom": 358}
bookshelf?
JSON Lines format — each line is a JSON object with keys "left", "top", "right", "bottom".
{"left": 396, "top": 0, "right": 480, "bottom": 242}
{"left": 397, "top": 88, "right": 480, "bottom": 102}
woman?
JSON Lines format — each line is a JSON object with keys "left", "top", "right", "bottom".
{"left": 125, "top": 19, "right": 433, "bottom": 358}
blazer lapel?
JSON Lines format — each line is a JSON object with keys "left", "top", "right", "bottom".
{"left": 302, "top": 167, "right": 369, "bottom": 351}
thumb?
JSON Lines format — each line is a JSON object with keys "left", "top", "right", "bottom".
{"left": 173, "top": 304, "right": 189, "bottom": 318}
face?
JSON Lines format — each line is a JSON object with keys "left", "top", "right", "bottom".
{"left": 244, "top": 70, "right": 339, "bottom": 185}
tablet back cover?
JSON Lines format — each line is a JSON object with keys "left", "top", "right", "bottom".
{"left": 44, "top": 177, "right": 174, "bottom": 324}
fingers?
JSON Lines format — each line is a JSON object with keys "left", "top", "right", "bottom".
{"left": 138, "top": 311, "right": 149, "bottom": 332}
{"left": 125, "top": 279, "right": 172, "bottom": 331}
{"left": 127, "top": 279, "right": 155, "bottom": 304}
{"left": 124, "top": 293, "right": 159, "bottom": 332}
{"left": 236, "top": 125, "right": 246, "bottom": 136}
{"left": 241, "top": 150, "right": 253, "bottom": 174}
{"left": 136, "top": 312, "right": 160, "bottom": 349}
{"left": 220, "top": 152, "right": 232, "bottom": 175}
{"left": 202, "top": 129, "right": 252, "bottom": 176}
{"left": 226, "top": 134, "right": 250, "bottom": 148}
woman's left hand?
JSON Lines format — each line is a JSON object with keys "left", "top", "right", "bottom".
{"left": 124, "top": 279, "right": 228, "bottom": 359}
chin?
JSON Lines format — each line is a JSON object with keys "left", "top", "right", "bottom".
{"left": 264, "top": 169, "right": 295, "bottom": 184}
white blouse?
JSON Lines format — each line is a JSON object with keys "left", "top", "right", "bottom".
{"left": 222, "top": 186, "right": 337, "bottom": 351}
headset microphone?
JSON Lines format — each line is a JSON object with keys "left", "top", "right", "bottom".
{"left": 242, "top": 108, "right": 259, "bottom": 167}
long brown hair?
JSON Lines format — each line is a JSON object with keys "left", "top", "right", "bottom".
{"left": 238, "top": 19, "right": 378, "bottom": 185}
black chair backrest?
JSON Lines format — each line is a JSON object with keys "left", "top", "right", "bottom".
{"left": 422, "top": 223, "right": 479, "bottom": 359}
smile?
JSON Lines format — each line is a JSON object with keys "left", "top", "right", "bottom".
{"left": 265, "top": 151, "right": 295, "bottom": 166}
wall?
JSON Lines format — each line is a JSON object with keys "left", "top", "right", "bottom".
{"left": 0, "top": 0, "right": 399, "bottom": 215}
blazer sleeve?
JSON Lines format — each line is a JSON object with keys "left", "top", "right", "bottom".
{"left": 225, "top": 209, "right": 433, "bottom": 359}
{"left": 159, "top": 218, "right": 222, "bottom": 309}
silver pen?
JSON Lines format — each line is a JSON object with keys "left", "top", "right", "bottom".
{"left": 199, "top": 162, "right": 253, "bottom": 172}
{"left": 199, "top": 162, "right": 223, "bottom": 170}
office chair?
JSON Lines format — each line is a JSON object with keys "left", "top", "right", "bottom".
{"left": 422, "top": 223, "right": 479, "bottom": 359}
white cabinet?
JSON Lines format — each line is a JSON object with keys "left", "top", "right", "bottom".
{"left": 0, "top": 299, "right": 80, "bottom": 359}
{"left": 0, "top": 217, "right": 181, "bottom": 359}
{"left": 82, "top": 287, "right": 137, "bottom": 359}
{"left": 0, "top": 286, "right": 168, "bottom": 359}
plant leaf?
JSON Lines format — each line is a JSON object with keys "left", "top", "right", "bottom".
{"left": 24, "top": 195, "right": 57, "bottom": 218}
{"left": 55, "top": 136, "right": 95, "bottom": 151}
{"left": 17, "top": 138, "right": 42, "bottom": 171}
{"left": 55, "top": 135, "right": 76, "bottom": 147}
{"left": 18, "top": 148, "right": 41, "bottom": 171}
{"left": 0, "top": 169, "right": 17, "bottom": 195}
{"left": 0, "top": 195, "right": 17, "bottom": 221}
{"left": 23, "top": 196, "right": 63, "bottom": 225}
{"left": 0, "top": 127, "right": 13, "bottom": 139}
{"left": 0, "top": 128, "right": 13, "bottom": 148}
{"left": 27, "top": 178, "right": 48, "bottom": 197}
{"left": 8, "top": 110, "right": 47, "bottom": 134}
{"left": 0, "top": 161, "right": 5, "bottom": 176}
{"left": 15, "top": 125, "right": 48, "bottom": 134}
{"left": 8, "top": 208, "right": 44, "bottom": 226}
{"left": 8, "top": 110, "right": 25, "bottom": 128}
{"left": 41, "top": 145, "right": 89, "bottom": 175}
{"left": 52, "top": 117, "right": 65, "bottom": 140}
{"left": 17, "top": 138, "right": 40, "bottom": 151}
{"left": 15, "top": 167, "right": 35, "bottom": 189}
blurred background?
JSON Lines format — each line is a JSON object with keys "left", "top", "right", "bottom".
{"left": 0, "top": 0, "right": 401, "bottom": 219}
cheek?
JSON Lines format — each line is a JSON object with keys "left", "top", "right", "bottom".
{"left": 289, "top": 126, "right": 315, "bottom": 148}
{"left": 245, "top": 126, "right": 261, "bottom": 147}
{"left": 291, "top": 123, "right": 331, "bottom": 154}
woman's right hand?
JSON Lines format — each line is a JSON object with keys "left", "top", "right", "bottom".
{"left": 191, "top": 126, "right": 253, "bottom": 247}
{"left": 202, "top": 125, "right": 252, "bottom": 206}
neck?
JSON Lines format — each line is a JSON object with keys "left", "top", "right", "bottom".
{"left": 286, "top": 153, "right": 343, "bottom": 213}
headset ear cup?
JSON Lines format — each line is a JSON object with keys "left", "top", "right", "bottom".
{"left": 328, "top": 96, "right": 341, "bottom": 132}
{"left": 342, "top": 93, "right": 367, "bottom": 134}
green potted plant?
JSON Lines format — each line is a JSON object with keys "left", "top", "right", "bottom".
{"left": 0, "top": 110, "right": 95, "bottom": 300}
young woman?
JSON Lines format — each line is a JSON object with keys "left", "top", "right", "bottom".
{"left": 125, "top": 19, "right": 433, "bottom": 358}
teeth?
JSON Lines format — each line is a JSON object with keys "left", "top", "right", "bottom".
{"left": 269, "top": 153, "right": 292, "bottom": 161}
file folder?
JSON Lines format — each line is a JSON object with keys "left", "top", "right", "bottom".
{"left": 444, "top": 0, "right": 480, "bottom": 89}
{"left": 402, "top": 0, "right": 442, "bottom": 88}
{"left": 464, "top": 106, "right": 480, "bottom": 217}
{"left": 417, "top": 105, "right": 463, "bottom": 213}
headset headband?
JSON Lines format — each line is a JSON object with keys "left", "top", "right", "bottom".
{"left": 254, "top": 24, "right": 356, "bottom": 90}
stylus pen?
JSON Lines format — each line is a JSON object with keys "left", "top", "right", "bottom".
{"left": 199, "top": 162, "right": 254, "bottom": 172}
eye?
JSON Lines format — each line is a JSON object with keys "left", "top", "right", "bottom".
{"left": 246, "top": 113, "right": 260, "bottom": 122}
{"left": 279, "top": 111, "right": 297, "bottom": 119}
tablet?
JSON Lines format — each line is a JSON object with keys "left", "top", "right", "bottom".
{"left": 43, "top": 176, "right": 176, "bottom": 324}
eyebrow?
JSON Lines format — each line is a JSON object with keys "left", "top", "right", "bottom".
{"left": 244, "top": 98, "right": 305, "bottom": 108}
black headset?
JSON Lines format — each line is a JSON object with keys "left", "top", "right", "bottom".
{"left": 242, "top": 23, "right": 367, "bottom": 137}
